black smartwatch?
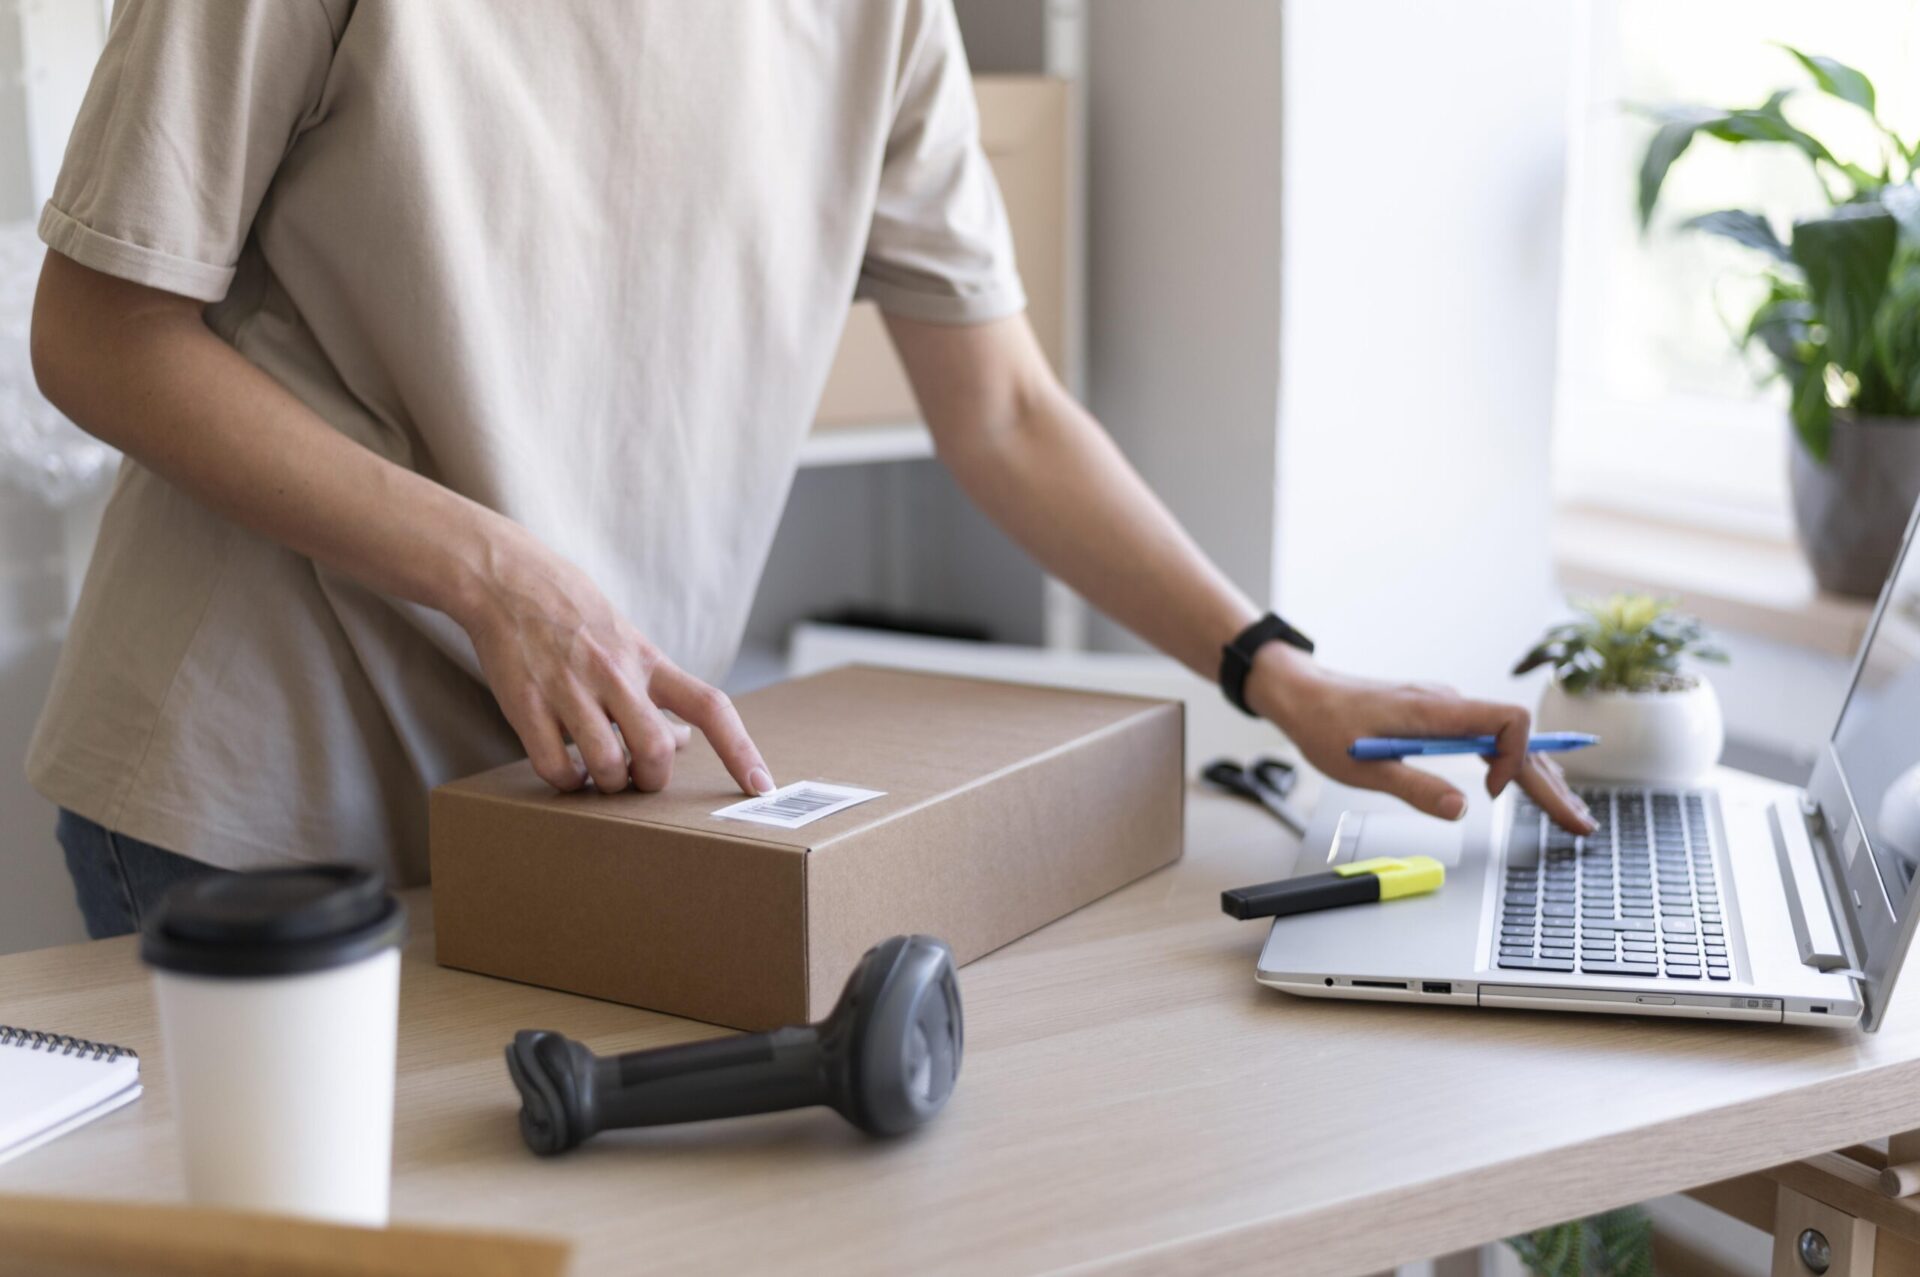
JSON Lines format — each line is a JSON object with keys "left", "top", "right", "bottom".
{"left": 1219, "top": 612, "right": 1314, "bottom": 717}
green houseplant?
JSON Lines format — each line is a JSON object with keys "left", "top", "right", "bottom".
{"left": 1640, "top": 46, "right": 1920, "bottom": 597}
{"left": 1514, "top": 595, "right": 1728, "bottom": 693}
{"left": 1515, "top": 596, "right": 1729, "bottom": 784}
{"left": 1508, "top": 1206, "right": 1654, "bottom": 1277}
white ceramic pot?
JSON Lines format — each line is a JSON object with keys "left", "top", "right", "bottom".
{"left": 1535, "top": 678, "right": 1725, "bottom": 786}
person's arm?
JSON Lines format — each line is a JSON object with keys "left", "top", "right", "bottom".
{"left": 31, "top": 250, "right": 773, "bottom": 798}
{"left": 886, "top": 310, "right": 1594, "bottom": 833}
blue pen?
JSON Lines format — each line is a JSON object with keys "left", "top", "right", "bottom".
{"left": 1347, "top": 732, "right": 1599, "bottom": 761}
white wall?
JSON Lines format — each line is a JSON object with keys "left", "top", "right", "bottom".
{"left": 1082, "top": 1, "right": 1285, "bottom": 650}
{"left": 1275, "top": 0, "right": 1573, "bottom": 694}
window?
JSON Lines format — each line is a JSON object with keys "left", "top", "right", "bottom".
{"left": 1554, "top": 0, "right": 1920, "bottom": 539}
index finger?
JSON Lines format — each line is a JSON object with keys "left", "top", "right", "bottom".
{"left": 650, "top": 663, "right": 776, "bottom": 796}
{"left": 1403, "top": 693, "right": 1532, "bottom": 797}
{"left": 1520, "top": 755, "right": 1596, "bottom": 835}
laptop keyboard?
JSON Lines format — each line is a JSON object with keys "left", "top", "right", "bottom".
{"left": 1497, "top": 788, "right": 1731, "bottom": 981}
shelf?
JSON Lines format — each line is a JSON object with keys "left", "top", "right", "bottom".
{"left": 799, "top": 77, "right": 1068, "bottom": 473}
{"left": 1552, "top": 503, "right": 1874, "bottom": 659}
{"left": 796, "top": 421, "right": 934, "bottom": 469}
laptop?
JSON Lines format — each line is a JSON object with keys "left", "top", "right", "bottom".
{"left": 1257, "top": 500, "right": 1920, "bottom": 1030}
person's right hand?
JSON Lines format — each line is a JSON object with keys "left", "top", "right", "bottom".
{"left": 1246, "top": 643, "right": 1596, "bottom": 835}
{"left": 455, "top": 528, "right": 775, "bottom": 796}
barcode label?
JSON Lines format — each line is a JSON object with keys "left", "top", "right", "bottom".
{"left": 711, "top": 781, "right": 886, "bottom": 829}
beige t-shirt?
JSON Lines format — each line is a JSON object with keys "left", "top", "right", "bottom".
{"left": 29, "top": 0, "right": 1023, "bottom": 882}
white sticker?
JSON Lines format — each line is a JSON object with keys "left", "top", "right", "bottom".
{"left": 711, "top": 781, "right": 886, "bottom": 829}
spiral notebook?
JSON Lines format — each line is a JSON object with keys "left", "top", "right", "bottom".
{"left": 0, "top": 1026, "right": 141, "bottom": 1166}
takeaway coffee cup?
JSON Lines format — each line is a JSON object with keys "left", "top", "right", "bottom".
{"left": 141, "top": 865, "right": 407, "bottom": 1226}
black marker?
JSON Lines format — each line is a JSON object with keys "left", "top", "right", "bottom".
{"left": 1221, "top": 856, "right": 1446, "bottom": 921}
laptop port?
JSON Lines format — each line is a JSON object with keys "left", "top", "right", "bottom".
{"left": 1422, "top": 982, "right": 1453, "bottom": 995}
{"left": 1351, "top": 979, "right": 1408, "bottom": 990}
{"left": 1811, "top": 1005, "right": 1829, "bottom": 1014}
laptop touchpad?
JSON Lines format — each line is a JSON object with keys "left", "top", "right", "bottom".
{"left": 1328, "top": 810, "right": 1467, "bottom": 868}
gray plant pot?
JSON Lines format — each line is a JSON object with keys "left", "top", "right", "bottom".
{"left": 1789, "top": 414, "right": 1920, "bottom": 599}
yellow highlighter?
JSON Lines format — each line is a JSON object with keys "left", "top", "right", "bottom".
{"left": 1220, "top": 856, "right": 1446, "bottom": 921}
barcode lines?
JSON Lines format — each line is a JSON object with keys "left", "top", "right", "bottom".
{"left": 711, "top": 780, "right": 886, "bottom": 829}
{"left": 744, "top": 787, "right": 843, "bottom": 819}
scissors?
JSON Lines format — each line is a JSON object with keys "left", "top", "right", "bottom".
{"left": 1201, "top": 755, "right": 1309, "bottom": 837}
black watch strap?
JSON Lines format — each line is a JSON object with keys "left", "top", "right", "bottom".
{"left": 1219, "top": 612, "right": 1314, "bottom": 717}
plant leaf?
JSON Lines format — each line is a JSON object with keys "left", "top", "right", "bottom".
{"left": 1507, "top": 1222, "right": 1582, "bottom": 1276}
{"left": 1746, "top": 292, "right": 1816, "bottom": 369}
{"left": 1873, "top": 254, "right": 1920, "bottom": 414}
{"left": 1513, "top": 643, "right": 1558, "bottom": 677}
{"left": 1791, "top": 204, "right": 1899, "bottom": 372}
{"left": 1639, "top": 118, "right": 1710, "bottom": 228}
{"left": 1837, "top": 159, "right": 1888, "bottom": 195}
{"left": 1640, "top": 91, "right": 1841, "bottom": 226}
{"left": 1702, "top": 90, "right": 1835, "bottom": 171}
{"left": 1507, "top": 1209, "right": 1654, "bottom": 1277}
{"left": 1592, "top": 1207, "right": 1657, "bottom": 1277}
{"left": 1518, "top": 596, "right": 1726, "bottom": 693}
{"left": 1790, "top": 359, "right": 1834, "bottom": 461}
{"left": 1779, "top": 45, "right": 1877, "bottom": 115}
{"left": 1683, "top": 209, "right": 1792, "bottom": 261}
{"left": 1743, "top": 273, "right": 1816, "bottom": 375}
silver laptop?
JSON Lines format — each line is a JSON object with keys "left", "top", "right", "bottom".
{"left": 1258, "top": 501, "right": 1920, "bottom": 1029}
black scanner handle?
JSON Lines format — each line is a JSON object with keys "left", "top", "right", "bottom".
{"left": 506, "top": 934, "right": 963, "bottom": 1154}
{"left": 601, "top": 1026, "right": 827, "bottom": 1128}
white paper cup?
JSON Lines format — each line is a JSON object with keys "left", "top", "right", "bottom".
{"left": 142, "top": 866, "right": 407, "bottom": 1226}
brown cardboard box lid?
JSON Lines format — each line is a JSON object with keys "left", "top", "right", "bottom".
{"left": 439, "top": 665, "right": 1176, "bottom": 848}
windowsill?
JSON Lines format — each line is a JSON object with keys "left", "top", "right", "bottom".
{"left": 1552, "top": 503, "right": 1874, "bottom": 659}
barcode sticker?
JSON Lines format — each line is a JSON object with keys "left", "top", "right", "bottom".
{"left": 711, "top": 781, "right": 886, "bottom": 829}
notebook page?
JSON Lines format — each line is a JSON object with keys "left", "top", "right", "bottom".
{"left": 0, "top": 1039, "right": 140, "bottom": 1156}
{"left": 0, "top": 1081, "right": 142, "bottom": 1168}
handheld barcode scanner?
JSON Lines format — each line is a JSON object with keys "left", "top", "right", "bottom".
{"left": 506, "top": 934, "right": 962, "bottom": 1154}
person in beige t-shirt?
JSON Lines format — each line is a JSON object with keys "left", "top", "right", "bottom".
{"left": 30, "top": 0, "right": 1592, "bottom": 937}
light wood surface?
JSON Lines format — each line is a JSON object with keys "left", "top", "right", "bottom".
{"left": 1691, "top": 1161, "right": 1920, "bottom": 1277}
{"left": 1882, "top": 1129, "right": 1920, "bottom": 1197}
{"left": 0, "top": 1196, "right": 568, "bottom": 1277}
{"left": 1771, "top": 1184, "right": 1875, "bottom": 1277}
{"left": 8, "top": 780, "right": 1920, "bottom": 1275}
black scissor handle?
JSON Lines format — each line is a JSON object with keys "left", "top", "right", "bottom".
{"left": 1202, "top": 756, "right": 1308, "bottom": 837}
{"left": 1202, "top": 759, "right": 1261, "bottom": 799}
{"left": 1249, "top": 756, "right": 1298, "bottom": 798}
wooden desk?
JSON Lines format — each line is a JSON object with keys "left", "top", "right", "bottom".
{"left": 8, "top": 782, "right": 1920, "bottom": 1275}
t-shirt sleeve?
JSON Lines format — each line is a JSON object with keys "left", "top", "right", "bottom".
{"left": 38, "top": 0, "right": 344, "bottom": 304}
{"left": 854, "top": 0, "right": 1026, "bottom": 325}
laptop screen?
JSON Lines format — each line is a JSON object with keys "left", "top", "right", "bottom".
{"left": 1832, "top": 525, "right": 1920, "bottom": 919}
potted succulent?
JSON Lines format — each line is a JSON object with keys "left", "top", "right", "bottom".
{"left": 1640, "top": 46, "right": 1920, "bottom": 597}
{"left": 1514, "top": 595, "right": 1729, "bottom": 786}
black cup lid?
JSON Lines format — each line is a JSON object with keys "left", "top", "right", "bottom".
{"left": 141, "top": 864, "right": 407, "bottom": 978}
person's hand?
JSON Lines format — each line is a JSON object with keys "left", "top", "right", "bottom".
{"left": 455, "top": 527, "right": 775, "bottom": 796}
{"left": 1245, "top": 643, "right": 1595, "bottom": 834}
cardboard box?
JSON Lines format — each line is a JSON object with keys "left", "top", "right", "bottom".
{"left": 430, "top": 666, "right": 1184, "bottom": 1029}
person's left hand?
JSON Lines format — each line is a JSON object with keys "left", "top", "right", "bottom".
{"left": 1244, "top": 643, "right": 1596, "bottom": 834}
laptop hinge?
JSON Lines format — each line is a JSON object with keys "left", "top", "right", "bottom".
{"left": 1770, "top": 798, "right": 1847, "bottom": 971}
